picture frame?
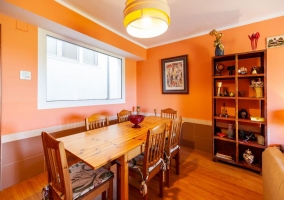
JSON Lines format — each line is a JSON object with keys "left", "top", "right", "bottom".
{"left": 161, "top": 55, "right": 188, "bottom": 94}
{"left": 266, "top": 35, "right": 284, "bottom": 48}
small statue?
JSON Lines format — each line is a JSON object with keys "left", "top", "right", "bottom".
{"left": 239, "top": 130, "right": 246, "bottom": 140}
{"left": 252, "top": 66, "right": 257, "bottom": 74}
{"left": 227, "top": 66, "right": 235, "bottom": 75}
{"left": 209, "top": 29, "right": 224, "bottom": 56}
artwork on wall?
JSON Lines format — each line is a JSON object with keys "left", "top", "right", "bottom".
{"left": 266, "top": 35, "right": 284, "bottom": 48}
{"left": 161, "top": 55, "right": 188, "bottom": 94}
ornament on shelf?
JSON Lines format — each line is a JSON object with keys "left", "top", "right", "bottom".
{"left": 209, "top": 29, "right": 224, "bottom": 56}
{"left": 243, "top": 149, "right": 254, "bottom": 164}
{"left": 248, "top": 32, "right": 260, "bottom": 50}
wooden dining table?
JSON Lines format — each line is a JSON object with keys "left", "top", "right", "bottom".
{"left": 57, "top": 116, "right": 172, "bottom": 200}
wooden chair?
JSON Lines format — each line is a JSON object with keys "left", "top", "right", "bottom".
{"left": 117, "top": 109, "right": 132, "bottom": 123}
{"left": 85, "top": 114, "right": 109, "bottom": 130}
{"left": 127, "top": 123, "right": 167, "bottom": 200}
{"left": 165, "top": 116, "right": 182, "bottom": 188}
{"left": 161, "top": 108, "right": 178, "bottom": 119}
{"left": 41, "top": 132, "right": 114, "bottom": 200}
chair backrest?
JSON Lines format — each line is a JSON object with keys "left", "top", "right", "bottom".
{"left": 166, "top": 116, "right": 182, "bottom": 156}
{"left": 161, "top": 108, "right": 178, "bottom": 119}
{"left": 41, "top": 132, "right": 72, "bottom": 200}
{"left": 117, "top": 109, "right": 132, "bottom": 123}
{"left": 143, "top": 123, "right": 166, "bottom": 176}
{"left": 85, "top": 114, "right": 109, "bottom": 130}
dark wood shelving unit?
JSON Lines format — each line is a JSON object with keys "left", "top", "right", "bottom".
{"left": 212, "top": 50, "right": 267, "bottom": 172}
{"left": 214, "top": 135, "right": 236, "bottom": 142}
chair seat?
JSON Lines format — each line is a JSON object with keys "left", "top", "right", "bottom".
{"left": 128, "top": 153, "right": 166, "bottom": 174}
{"left": 69, "top": 162, "right": 114, "bottom": 200}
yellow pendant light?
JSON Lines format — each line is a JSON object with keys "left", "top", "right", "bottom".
{"left": 123, "top": 0, "right": 171, "bottom": 38}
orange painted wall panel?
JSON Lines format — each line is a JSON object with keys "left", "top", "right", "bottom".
{"left": 267, "top": 47, "right": 284, "bottom": 145}
{"left": 5, "top": 0, "right": 146, "bottom": 59}
{"left": 0, "top": 13, "right": 137, "bottom": 135}
{"left": 137, "top": 16, "right": 284, "bottom": 144}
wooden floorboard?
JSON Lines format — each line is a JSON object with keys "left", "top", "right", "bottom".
{"left": 0, "top": 146, "right": 263, "bottom": 200}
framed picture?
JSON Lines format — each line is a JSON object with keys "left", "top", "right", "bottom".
{"left": 161, "top": 55, "right": 188, "bottom": 94}
{"left": 266, "top": 35, "right": 284, "bottom": 48}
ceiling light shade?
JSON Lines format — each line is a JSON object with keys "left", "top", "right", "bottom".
{"left": 123, "top": 0, "right": 170, "bottom": 38}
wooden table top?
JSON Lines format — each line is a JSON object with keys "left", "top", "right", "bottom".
{"left": 58, "top": 116, "right": 172, "bottom": 169}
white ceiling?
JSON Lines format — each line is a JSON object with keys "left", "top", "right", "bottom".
{"left": 56, "top": 0, "right": 284, "bottom": 48}
{"left": 0, "top": 0, "right": 284, "bottom": 53}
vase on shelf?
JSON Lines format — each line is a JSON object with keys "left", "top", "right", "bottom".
{"left": 227, "top": 124, "right": 234, "bottom": 138}
{"left": 215, "top": 45, "right": 224, "bottom": 56}
{"left": 243, "top": 149, "right": 254, "bottom": 164}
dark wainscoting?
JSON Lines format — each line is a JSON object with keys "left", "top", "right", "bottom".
{"left": 1, "top": 120, "right": 211, "bottom": 190}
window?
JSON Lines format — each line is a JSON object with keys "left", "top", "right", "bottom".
{"left": 38, "top": 29, "right": 125, "bottom": 109}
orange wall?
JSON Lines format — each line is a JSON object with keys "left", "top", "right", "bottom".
{"left": 6, "top": 0, "right": 146, "bottom": 60}
{"left": 0, "top": 13, "right": 137, "bottom": 135}
{"left": 267, "top": 47, "right": 284, "bottom": 145}
{"left": 137, "top": 16, "right": 284, "bottom": 144}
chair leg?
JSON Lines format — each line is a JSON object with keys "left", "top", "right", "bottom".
{"left": 102, "top": 191, "right": 106, "bottom": 200}
{"left": 175, "top": 151, "right": 180, "bottom": 175}
{"left": 166, "top": 168, "right": 170, "bottom": 188}
{"left": 108, "top": 178, "right": 113, "bottom": 200}
{"left": 159, "top": 170, "right": 164, "bottom": 198}
{"left": 117, "top": 163, "right": 121, "bottom": 200}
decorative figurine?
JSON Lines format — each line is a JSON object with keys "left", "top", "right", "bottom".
{"left": 257, "top": 135, "right": 265, "bottom": 145}
{"left": 239, "top": 109, "right": 248, "bottom": 119}
{"left": 209, "top": 29, "right": 224, "bottom": 56}
{"left": 238, "top": 67, "right": 247, "bottom": 74}
{"left": 227, "top": 124, "right": 234, "bottom": 138}
{"left": 223, "top": 88, "right": 228, "bottom": 96}
{"left": 248, "top": 32, "right": 260, "bottom": 50}
{"left": 227, "top": 66, "right": 235, "bottom": 75}
{"left": 229, "top": 92, "right": 235, "bottom": 97}
{"left": 238, "top": 91, "right": 245, "bottom": 97}
{"left": 243, "top": 149, "right": 254, "bottom": 164}
{"left": 216, "top": 63, "right": 224, "bottom": 76}
{"left": 246, "top": 130, "right": 256, "bottom": 141}
{"left": 216, "top": 82, "right": 222, "bottom": 96}
{"left": 239, "top": 130, "right": 246, "bottom": 140}
{"left": 252, "top": 66, "right": 258, "bottom": 74}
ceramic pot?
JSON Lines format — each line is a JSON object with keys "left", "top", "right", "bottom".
{"left": 243, "top": 149, "right": 254, "bottom": 164}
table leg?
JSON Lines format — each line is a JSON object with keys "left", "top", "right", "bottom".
{"left": 117, "top": 154, "right": 128, "bottom": 200}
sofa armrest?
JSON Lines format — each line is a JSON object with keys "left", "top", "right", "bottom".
{"left": 262, "top": 147, "right": 284, "bottom": 200}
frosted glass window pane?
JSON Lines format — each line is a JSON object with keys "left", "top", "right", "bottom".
{"left": 62, "top": 41, "right": 77, "bottom": 60}
{"left": 44, "top": 34, "right": 122, "bottom": 103}
{"left": 47, "top": 57, "right": 108, "bottom": 101}
{"left": 83, "top": 48, "right": 98, "bottom": 65}
{"left": 109, "top": 57, "right": 122, "bottom": 99}
{"left": 47, "top": 36, "right": 57, "bottom": 55}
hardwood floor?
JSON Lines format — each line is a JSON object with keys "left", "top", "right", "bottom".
{"left": 0, "top": 146, "right": 263, "bottom": 200}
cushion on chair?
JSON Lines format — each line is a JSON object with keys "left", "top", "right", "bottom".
{"left": 69, "top": 162, "right": 114, "bottom": 200}
{"left": 128, "top": 153, "right": 166, "bottom": 195}
{"left": 128, "top": 153, "right": 166, "bottom": 173}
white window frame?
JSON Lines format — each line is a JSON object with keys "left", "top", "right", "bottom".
{"left": 38, "top": 28, "right": 125, "bottom": 109}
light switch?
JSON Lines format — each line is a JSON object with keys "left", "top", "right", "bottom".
{"left": 20, "top": 71, "right": 31, "bottom": 80}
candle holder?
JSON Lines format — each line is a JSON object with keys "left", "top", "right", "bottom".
{"left": 154, "top": 109, "right": 158, "bottom": 116}
{"left": 216, "top": 82, "right": 222, "bottom": 96}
